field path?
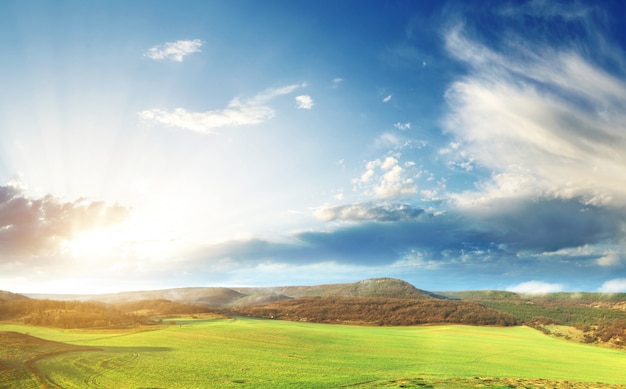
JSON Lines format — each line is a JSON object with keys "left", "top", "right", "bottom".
{"left": 24, "top": 347, "right": 101, "bottom": 389}
{"left": 0, "top": 331, "right": 101, "bottom": 389}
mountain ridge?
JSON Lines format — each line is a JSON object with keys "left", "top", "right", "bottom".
{"left": 23, "top": 278, "right": 438, "bottom": 307}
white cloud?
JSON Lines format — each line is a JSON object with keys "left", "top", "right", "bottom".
{"left": 138, "top": 105, "right": 273, "bottom": 134}
{"left": 144, "top": 39, "right": 203, "bottom": 62}
{"left": 139, "top": 83, "right": 305, "bottom": 133}
{"left": 332, "top": 78, "right": 343, "bottom": 87}
{"left": 252, "top": 84, "right": 305, "bottom": 104}
{"left": 394, "top": 122, "right": 411, "bottom": 130}
{"left": 393, "top": 251, "right": 440, "bottom": 270}
{"left": 596, "top": 251, "right": 623, "bottom": 267}
{"left": 381, "top": 156, "right": 398, "bottom": 170}
{"left": 382, "top": 95, "right": 392, "bottom": 103}
{"left": 420, "top": 189, "right": 438, "bottom": 201}
{"left": 507, "top": 281, "right": 564, "bottom": 294}
{"left": 354, "top": 157, "right": 417, "bottom": 200}
{"left": 295, "top": 95, "right": 314, "bottom": 109}
{"left": 443, "top": 24, "right": 626, "bottom": 208}
{"left": 359, "top": 168, "right": 375, "bottom": 184}
{"left": 599, "top": 278, "right": 626, "bottom": 293}
{"left": 452, "top": 172, "right": 537, "bottom": 208}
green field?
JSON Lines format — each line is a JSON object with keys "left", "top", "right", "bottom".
{"left": 2, "top": 318, "right": 626, "bottom": 388}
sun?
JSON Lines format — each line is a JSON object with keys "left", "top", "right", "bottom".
{"left": 59, "top": 214, "right": 183, "bottom": 263}
{"left": 61, "top": 225, "right": 131, "bottom": 260}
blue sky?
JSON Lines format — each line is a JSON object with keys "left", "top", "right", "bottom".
{"left": 1, "top": 0, "right": 626, "bottom": 294}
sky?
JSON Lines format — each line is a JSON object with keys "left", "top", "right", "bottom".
{"left": 1, "top": 0, "right": 626, "bottom": 294}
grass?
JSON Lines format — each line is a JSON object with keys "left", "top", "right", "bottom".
{"left": 0, "top": 331, "right": 100, "bottom": 389}
{"left": 2, "top": 318, "right": 626, "bottom": 388}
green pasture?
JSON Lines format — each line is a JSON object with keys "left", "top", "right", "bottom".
{"left": 2, "top": 318, "right": 626, "bottom": 388}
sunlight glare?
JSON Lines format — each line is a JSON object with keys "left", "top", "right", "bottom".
{"left": 59, "top": 215, "right": 177, "bottom": 261}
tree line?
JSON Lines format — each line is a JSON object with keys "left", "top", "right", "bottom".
{"left": 457, "top": 297, "right": 626, "bottom": 348}
{"left": 225, "top": 296, "right": 519, "bottom": 326}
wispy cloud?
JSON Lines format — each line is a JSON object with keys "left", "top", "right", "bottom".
{"left": 0, "top": 184, "right": 130, "bottom": 257}
{"left": 139, "top": 83, "right": 305, "bottom": 133}
{"left": 295, "top": 95, "right": 314, "bottom": 109}
{"left": 374, "top": 132, "right": 407, "bottom": 150}
{"left": 499, "top": 0, "right": 594, "bottom": 22}
{"left": 382, "top": 95, "right": 392, "bottom": 103}
{"left": 443, "top": 22, "right": 626, "bottom": 208}
{"left": 144, "top": 39, "right": 203, "bottom": 62}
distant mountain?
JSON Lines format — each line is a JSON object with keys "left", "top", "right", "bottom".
{"left": 235, "top": 277, "right": 441, "bottom": 301}
{"left": 24, "top": 278, "right": 440, "bottom": 307}
{"left": 0, "top": 290, "right": 29, "bottom": 301}
{"left": 28, "top": 287, "right": 246, "bottom": 306}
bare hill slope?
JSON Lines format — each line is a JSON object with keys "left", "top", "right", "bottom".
{"left": 0, "top": 290, "right": 29, "bottom": 301}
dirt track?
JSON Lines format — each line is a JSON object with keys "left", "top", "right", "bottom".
{"left": 0, "top": 331, "right": 100, "bottom": 389}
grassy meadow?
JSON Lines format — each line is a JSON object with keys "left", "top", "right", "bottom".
{"left": 2, "top": 317, "right": 626, "bottom": 388}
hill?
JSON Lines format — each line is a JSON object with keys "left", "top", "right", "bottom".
{"left": 0, "top": 290, "right": 29, "bottom": 301}
{"left": 26, "top": 287, "right": 246, "bottom": 306}
{"left": 0, "top": 298, "right": 218, "bottom": 329}
{"left": 227, "top": 296, "right": 519, "bottom": 326}
{"left": 236, "top": 277, "right": 440, "bottom": 300}
{"left": 25, "top": 278, "right": 437, "bottom": 307}
{"left": 439, "top": 290, "right": 626, "bottom": 348}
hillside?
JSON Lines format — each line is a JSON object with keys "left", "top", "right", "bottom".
{"left": 236, "top": 277, "right": 440, "bottom": 300}
{"left": 0, "top": 298, "right": 217, "bottom": 329}
{"left": 227, "top": 296, "right": 519, "bottom": 326}
{"left": 440, "top": 290, "right": 626, "bottom": 348}
{"left": 0, "top": 290, "right": 29, "bottom": 301}
{"left": 25, "top": 278, "right": 437, "bottom": 307}
{"left": 27, "top": 287, "right": 246, "bottom": 306}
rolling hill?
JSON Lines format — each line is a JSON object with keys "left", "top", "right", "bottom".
{"left": 25, "top": 278, "right": 438, "bottom": 307}
{"left": 4, "top": 279, "right": 626, "bottom": 347}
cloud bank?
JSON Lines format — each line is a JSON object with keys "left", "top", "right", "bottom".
{"left": 0, "top": 184, "right": 130, "bottom": 256}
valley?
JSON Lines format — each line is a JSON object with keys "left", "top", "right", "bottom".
{"left": 2, "top": 278, "right": 626, "bottom": 388}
